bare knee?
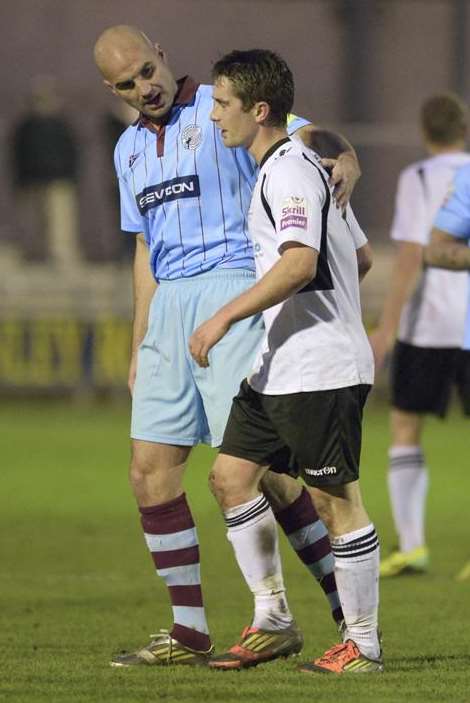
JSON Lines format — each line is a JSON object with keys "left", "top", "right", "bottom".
{"left": 209, "top": 454, "right": 265, "bottom": 510}
{"left": 208, "top": 462, "right": 240, "bottom": 506}
{"left": 129, "top": 441, "right": 189, "bottom": 506}
{"left": 130, "top": 447, "right": 154, "bottom": 485}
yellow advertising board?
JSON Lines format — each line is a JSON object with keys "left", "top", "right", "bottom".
{"left": 0, "top": 319, "right": 132, "bottom": 388}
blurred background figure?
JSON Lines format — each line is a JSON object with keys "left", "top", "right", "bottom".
{"left": 369, "top": 94, "right": 470, "bottom": 578}
{"left": 11, "top": 74, "right": 81, "bottom": 268}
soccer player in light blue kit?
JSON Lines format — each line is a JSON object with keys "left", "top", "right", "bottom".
{"left": 427, "top": 163, "right": 470, "bottom": 582}
{"left": 93, "top": 25, "right": 362, "bottom": 666}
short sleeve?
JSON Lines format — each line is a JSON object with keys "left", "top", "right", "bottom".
{"left": 390, "top": 166, "right": 427, "bottom": 245}
{"left": 434, "top": 164, "right": 470, "bottom": 240}
{"left": 267, "top": 157, "right": 325, "bottom": 253}
{"left": 114, "top": 142, "right": 144, "bottom": 234}
{"left": 344, "top": 205, "right": 368, "bottom": 249}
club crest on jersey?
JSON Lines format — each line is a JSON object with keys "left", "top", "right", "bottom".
{"left": 280, "top": 196, "right": 308, "bottom": 230}
{"left": 181, "top": 124, "right": 203, "bottom": 150}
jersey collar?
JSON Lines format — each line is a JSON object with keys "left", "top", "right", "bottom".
{"left": 259, "top": 137, "right": 292, "bottom": 169}
{"left": 174, "top": 75, "right": 199, "bottom": 106}
{"left": 137, "top": 76, "right": 200, "bottom": 131}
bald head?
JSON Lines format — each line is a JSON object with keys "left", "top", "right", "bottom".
{"left": 94, "top": 24, "right": 177, "bottom": 123}
{"left": 94, "top": 25, "right": 154, "bottom": 79}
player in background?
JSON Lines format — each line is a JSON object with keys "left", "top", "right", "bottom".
{"left": 190, "top": 49, "right": 381, "bottom": 674}
{"left": 426, "top": 162, "right": 470, "bottom": 582}
{"left": 369, "top": 95, "right": 470, "bottom": 578}
{"left": 93, "top": 25, "right": 362, "bottom": 666}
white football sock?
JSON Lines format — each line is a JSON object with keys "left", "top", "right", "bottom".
{"left": 388, "top": 445, "right": 428, "bottom": 553}
{"left": 332, "top": 524, "right": 380, "bottom": 660}
{"left": 225, "top": 494, "right": 293, "bottom": 631}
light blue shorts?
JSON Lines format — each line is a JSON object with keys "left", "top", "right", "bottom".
{"left": 131, "top": 269, "right": 264, "bottom": 447}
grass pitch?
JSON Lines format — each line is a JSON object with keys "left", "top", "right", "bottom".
{"left": 1, "top": 397, "right": 469, "bottom": 702}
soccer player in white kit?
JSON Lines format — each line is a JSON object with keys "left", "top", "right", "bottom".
{"left": 190, "top": 49, "right": 381, "bottom": 674}
{"left": 369, "top": 94, "right": 470, "bottom": 578}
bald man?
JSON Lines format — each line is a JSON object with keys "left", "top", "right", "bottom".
{"left": 94, "top": 25, "right": 362, "bottom": 667}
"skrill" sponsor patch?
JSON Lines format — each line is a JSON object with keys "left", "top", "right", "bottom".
{"left": 280, "top": 195, "right": 308, "bottom": 230}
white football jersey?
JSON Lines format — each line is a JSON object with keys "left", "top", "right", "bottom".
{"left": 391, "top": 152, "right": 470, "bottom": 348}
{"left": 247, "top": 138, "right": 374, "bottom": 395}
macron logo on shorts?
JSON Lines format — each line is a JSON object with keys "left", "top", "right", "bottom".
{"left": 137, "top": 175, "right": 200, "bottom": 215}
{"left": 304, "top": 466, "right": 337, "bottom": 477}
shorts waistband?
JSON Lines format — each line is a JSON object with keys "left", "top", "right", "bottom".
{"left": 158, "top": 268, "right": 256, "bottom": 284}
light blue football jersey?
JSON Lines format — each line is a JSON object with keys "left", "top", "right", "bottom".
{"left": 114, "top": 76, "right": 309, "bottom": 280}
{"left": 434, "top": 163, "right": 470, "bottom": 349}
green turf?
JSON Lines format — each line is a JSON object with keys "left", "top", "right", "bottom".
{"left": 1, "top": 398, "right": 469, "bottom": 702}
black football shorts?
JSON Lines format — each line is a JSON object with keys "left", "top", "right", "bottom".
{"left": 220, "top": 379, "right": 371, "bottom": 487}
{"left": 391, "top": 341, "right": 470, "bottom": 417}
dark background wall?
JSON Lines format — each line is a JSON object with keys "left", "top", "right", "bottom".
{"left": 2, "top": 0, "right": 470, "bottom": 255}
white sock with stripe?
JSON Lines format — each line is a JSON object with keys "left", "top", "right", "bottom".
{"left": 225, "top": 494, "right": 294, "bottom": 631}
{"left": 388, "top": 445, "right": 428, "bottom": 553}
{"left": 331, "top": 524, "right": 380, "bottom": 660}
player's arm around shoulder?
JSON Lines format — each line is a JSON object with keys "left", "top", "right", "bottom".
{"left": 294, "top": 124, "right": 361, "bottom": 209}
